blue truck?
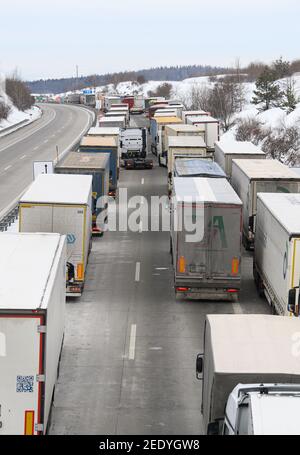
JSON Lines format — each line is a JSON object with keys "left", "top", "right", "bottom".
{"left": 80, "top": 136, "right": 119, "bottom": 197}
{"left": 55, "top": 151, "right": 110, "bottom": 235}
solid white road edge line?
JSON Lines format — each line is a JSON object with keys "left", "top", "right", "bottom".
{"left": 135, "top": 261, "right": 140, "bottom": 281}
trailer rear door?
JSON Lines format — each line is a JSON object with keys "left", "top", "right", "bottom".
{"left": 0, "top": 315, "right": 43, "bottom": 435}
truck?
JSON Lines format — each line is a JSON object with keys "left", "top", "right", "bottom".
{"left": 170, "top": 177, "right": 242, "bottom": 300}
{"left": 231, "top": 159, "right": 300, "bottom": 249}
{"left": 87, "top": 126, "right": 120, "bottom": 140}
{"left": 214, "top": 140, "right": 266, "bottom": 179}
{"left": 55, "top": 152, "right": 110, "bottom": 236}
{"left": 196, "top": 314, "right": 300, "bottom": 435}
{"left": 107, "top": 108, "right": 129, "bottom": 123}
{"left": 99, "top": 116, "right": 126, "bottom": 129}
{"left": 182, "top": 110, "right": 209, "bottom": 123}
{"left": 131, "top": 95, "right": 145, "bottom": 114}
{"left": 121, "top": 96, "right": 135, "bottom": 110}
{"left": 80, "top": 136, "right": 119, "bottom": 196}
{"left": 19, "top": 174, "right": 92, "bottom": 296}
{"left": 254, "top": 192, "right": 300, "bottom": 316}
{"left": 150, "top": 116, "right": 182, "bottom": 156}
{"left": 119, "top": 127, "right": 153, "bottom": 170}
{"left": 166, "top": 136, "right": 208, "bottom": 192}
{"left": 186, "top": 115, "right": 220, "bottom": 149}
{"left": 104, "top": 96, "right": 122, "bottom": 111}
{"left": 0, "top": 232, "right": 66, "bottom": 435}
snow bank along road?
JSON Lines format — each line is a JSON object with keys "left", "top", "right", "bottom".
{"left": 0, "top": 103, "right": 93, "bottom": 216}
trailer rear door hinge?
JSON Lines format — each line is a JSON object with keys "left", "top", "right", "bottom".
{"left": 37, "top": 325, "right": 46, "bottom": 333}
{"left": 36, "top": 374, "right": 45, "bottom": 382}
{"left": 35, "top": 423, "right": 44, "bottom": 432}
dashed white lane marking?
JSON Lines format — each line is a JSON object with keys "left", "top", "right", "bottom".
{"left": 141, "top": 178, "right": 144, "bottom": 184}
{"left": 33, "top": 146, "right": 39, "bottom": 151}
{"left": 4, "top": 165, "right": 11, "bottom": 171}
{"left": 19, "top": 155, "right": 26, "bottom": 160}
{"left": 44, "top": 139, "right": 48, "bottom": 143}
{"left": 232, "top": 302, "right": 243, "bottom": 314}
{"left": 135, "top": 261, "right": 140, "bottom": 282}
{"left": 128, "top": 324, "right": 137, "bottom": 360}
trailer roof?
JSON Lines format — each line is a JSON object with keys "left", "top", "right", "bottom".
{"left": 109, "top": 106, "right": 129, "bottom": 111}
{"left": 182, "top": 110, "right": 208, "bottom": 117}
{"left": 168, "top": 136, "right": 206, "bottom": 148}
{"left": 173, "top": 177, "right": 241, "bottom": 205}
{"left": 0, "top": 233, "right": 64, "bottom": 310}
{"left": 175, "top": 159, "right": 226, "bottom": 178}
{"left": 154, "top": 116, "right": 183, "bottom": 125}
{"left": 99, "top": 116, "right": 125, "bottom": 123}
{"left": 88, "top": 127, "right": 120, "bottom": 136}
{"left": 166, "top": 124, "right": 207, "bottom": 134}
{"left": 56, "top": 152, "right": 109, "bottom": 170}
{"left": 20, "top": 174, "right": 92, "bottom": 205}
{"left": 80, "top": 136, "right": 117, "bottom": 147}
{"left": 206, "top": 315, "right": 300, "bottom": 374}
{"left": 232, "top": 159, "right": 300, "bottom": 180}
{"left": 292, "top": 167, "right": 300, "bottom": 176}
{"left": 105, "top": 112, "right": 127, "bottom": 117}
{"left": 258, "top": 193, "right": 300, "bottom": 236}
{"left": 215, "top": 140, "right": 265, "bottom": 155}
{"left": 187, "top": 115, "right": 218, "bottom": 123}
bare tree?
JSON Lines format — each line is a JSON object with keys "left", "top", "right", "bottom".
{"left": 235, "top": 117, "right": 269, "bottom": 145}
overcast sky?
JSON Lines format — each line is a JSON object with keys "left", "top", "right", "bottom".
{"left": 1, "top": 0, "right": 299, "bottom": 80}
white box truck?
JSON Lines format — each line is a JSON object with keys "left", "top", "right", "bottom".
{"left": 231, "top": 159, "right": 300, "bottom": 249}
{"left": 214, "top": 140, "right": 266, "bottom": 179}
{"left": 254, "top": 193, "right": 300, "bottom": 316}
{"left": 182, "top": 110, "right": 209, "bottom": 123}
{"left": 196, "top": 315, "right": 300, "bottom": 435}
{"left": 166, "top": 136, "right": 209, "bottom": 192}
{"left": 171, "top": 177, "right": 242, "bottom": 300}
{"left": 104, "top": 96, "right": 121, "bottom": 111}
{"left": 99, "top": 116, "right": 126, "bottom": 129}
{"left": 19, "top": 174, "right": 92, "bottom": 296}
{"left": 186, "top": 115, "right": 220, "bottom": 148}
{"left": 0, "top": 232, "right": 66, "bottom": 435}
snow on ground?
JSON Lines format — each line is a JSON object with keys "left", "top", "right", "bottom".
{"left": 0, "top": 86, "right": 41, "bottom": 136}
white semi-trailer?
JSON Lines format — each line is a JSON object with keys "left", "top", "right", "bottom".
{"left": 19, "top": 174, "right": 92, "bottom": 296}
{"left": 186, "top": 115, "right": 220, "bottom": 148}
{"left": 254, "top": 192, "right": 300, "bottom": 316}
{"left": 0, "top": 232, "right": 66, "bottom": 435}
{"left": 196, "top": 315, "right": 300, "bottom": 435}
{"left": 171, "top": 177, "right": 242, "bottom": 300}
{"left": 214, "top": 140, "right": 266, "bottom": 179}
{"left": 231, "top": 159, "right": 300, "bottom": 249}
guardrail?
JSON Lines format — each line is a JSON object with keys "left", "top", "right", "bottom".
{"left": 0, "top": 119, "right": 30, "bottom": 135}
{"left": 0, "top": 205, "right": 18, "bottom": 232}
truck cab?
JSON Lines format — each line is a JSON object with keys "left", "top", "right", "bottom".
{"left": 221, "top": 384, "right": 300, "bottom": 435}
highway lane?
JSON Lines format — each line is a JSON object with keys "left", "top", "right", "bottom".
{"left": 0, "top": 103, "right": 93, "bottom": 215}
{"left": 49, "top": 114, "right": 271, "bottom": 435}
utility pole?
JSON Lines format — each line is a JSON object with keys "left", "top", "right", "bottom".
{"left": 76, "top": 65, "right": 79, "bottom": 91}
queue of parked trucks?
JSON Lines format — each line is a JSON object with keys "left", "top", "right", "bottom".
{"left": 1, "top": 92, "right": 300, "bottom": 435}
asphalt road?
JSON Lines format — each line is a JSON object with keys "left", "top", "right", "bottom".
{"left": 49, "top": 114, "right": 271, "bottom": 435}
{"left": 0, "top": 103, "right": 93, "bottom": 216}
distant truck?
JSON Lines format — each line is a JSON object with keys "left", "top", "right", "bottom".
{"left": 161, "top": 124, "right": 208, "bottom": 167}
{"left": 166, "top": 136, "right": 208, "bottom": 192}
{"left": 214, "top": 140, "right": 266, "bottom": 179}
{"left": 196, "top": 315, "right": 300, "bottom": 435}
{"left": 66, "top": 93, "right": 81, "bottom": 104}
{"left": 99, "top": 116, "right": 126, "bottom": 129}
{"left": 104, "top": 96, "right": 122, "bottom": 111}
{"left": 121, "top": 96, "right": 135, "bottom": 110}
{"left": 182, "top": 110, "right": 210, "bottom": 123}
{"left": 0, "top": 233, "right": 66, "bottom": 435}
{"left": 171, "top": 177, "right": 242, "bottom": 300}
{"left": 55, "top": 152, "right": 110, "bottom": 236}
{"left": 80, "top": 93, "right": 96, "bottom": 108}
{"left": 80, "top": 136, "right": 119, "bottom": 196}
{"left": 131, "top": 95, "right": 145, "bottom": 114}
{"left": 150, "top": 116, "right": 182, "bottom": 156}
{"left": 119, "top": 127, "right": 152, "bottom": 169}
{"left": 254, "top": 192, "right": 300, "bottom": 316}
{"left": 186, "top": 115, "right": 220, "bottom": 149}
{"left": 19, "top": 174, "right": 92, "bottom": 296}
{"left": 231, "top": 159, "right": 300, "bottom": 249}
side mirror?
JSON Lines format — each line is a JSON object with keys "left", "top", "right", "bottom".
{"left": 196, "top": 353, "right": 203, "bottom": 380}
{"left": 207, "top": 421, "right": 220, "bottom": 435}
{"left": 288, "top": 288, "right": 297, "bottom": 314}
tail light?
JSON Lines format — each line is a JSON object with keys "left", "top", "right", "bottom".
{"left": 176, "top": 287, "right": 189, "bottom": 292}
{"left": 227, "top": 289, "right": 238, "bottom": 293}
